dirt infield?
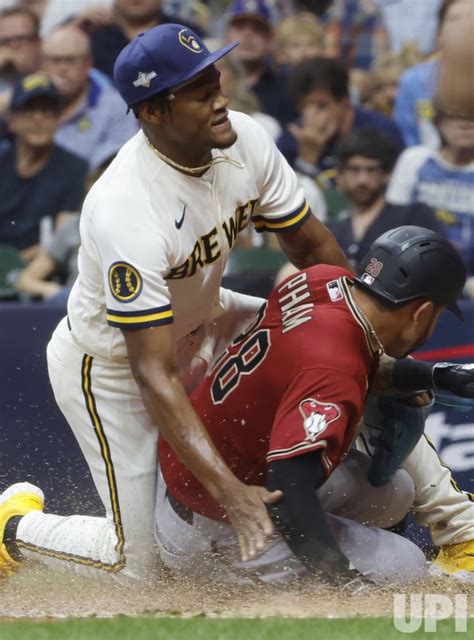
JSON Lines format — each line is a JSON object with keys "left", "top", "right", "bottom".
{"left": 1, "top": 566, "right": 473, "bottom": 619}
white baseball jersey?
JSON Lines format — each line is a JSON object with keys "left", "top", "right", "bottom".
{"left": 67, "top": 110, "right": 310, "bottom": 361}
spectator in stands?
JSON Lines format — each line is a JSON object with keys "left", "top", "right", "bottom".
{"left": 323, "top": 0, "right": 391, "bottom": 71}
{"left": 15, "top": 213, "right": 80, "bottom": 303}
{"left": 274, "top": 11, "right": 325, "bottom": 67}
{"left": 436, "top": 0, "right": 474, "bottom": 123}
{"left": 16, "top": 1, "right": 48, "bottom": 22}
{"left": 393, "top": 0, "right": 468, "bottom": 148}
{"left": 217, "top": 54, "right": 281, "bottom": 140}
{"left": 161, "top": 1, "right": 211, "bottom": 35}
{"left": 296, "top": 0, "right": 332, "bottom": 15}
{"left": 375, "top": 0, "right": 442, "bottom": 55}
{"left": 14, "top": 152, "right": 115, "bottom": 304}
{"left": 0, "top": 74, "right": 88, "bottom": 262}
{"left": 224, "top": 0, "right": 295, "bottom": 126}
{"left": 278, "top": 57, "right": 404, "bottom": 186}
{"left": 360, "top": 44, "right": 423, "bottom": 117}
{"left": 217, "top": 55, "right": 326, "bottom": 236}
{"left": 328, "top": 128, "right": 442, "bottom": 267}
{"left": 40, "top": 1, "right": 114, "bottom": 36}
{"left": 0, "top": 7, "right": 41, "bottom": 113}
{"left": 89, "top": 0, "right": 170, "bottom": 79}
{"left": 387, "top": 104, "right": 474, "bottom": 297}
{"left": 42, "top": 25, "right": 138, "bottom": 169}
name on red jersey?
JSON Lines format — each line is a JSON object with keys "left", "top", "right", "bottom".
{"left": 277, "top": 271, "right": 314, "bottom": 334}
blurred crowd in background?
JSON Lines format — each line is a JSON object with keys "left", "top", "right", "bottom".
{"left": 0, "top": 0, "right": 473, "bottom": 304}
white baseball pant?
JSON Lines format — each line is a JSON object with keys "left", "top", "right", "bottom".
{"left": 15, "top": 288, "right": 264, "bottom": 582}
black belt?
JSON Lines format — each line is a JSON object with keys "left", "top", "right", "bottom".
{"left": 165, "top": 489, "right": 194, "bottom": 525}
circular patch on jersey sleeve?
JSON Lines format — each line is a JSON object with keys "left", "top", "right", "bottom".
{"left": 108, "top": 262, "right": 143, "bottom": 302}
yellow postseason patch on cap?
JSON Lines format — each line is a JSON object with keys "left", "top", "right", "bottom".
{"left": 108, "top": 262, "right": 142, "bottom": 302}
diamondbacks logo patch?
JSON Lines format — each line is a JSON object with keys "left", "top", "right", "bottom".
{"left": 108, "top": 262, "right": 142, "bottom": 302}
{"left": 178, "top": 29, "right": 203, "bottom": 53}
{"left": 298, "top": 398, "right": 341, "bottom": 442}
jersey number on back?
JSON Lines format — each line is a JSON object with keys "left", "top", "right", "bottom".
{"left": 211, "top": 330, "right": 271, "bottom": 404}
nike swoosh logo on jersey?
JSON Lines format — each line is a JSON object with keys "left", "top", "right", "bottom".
{"left": 175, "top": 205, "right": 186, "bottom": 229}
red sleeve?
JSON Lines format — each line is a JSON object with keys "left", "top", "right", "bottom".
{"left": 267, "top": 367, "right": 366, "bottom": 477}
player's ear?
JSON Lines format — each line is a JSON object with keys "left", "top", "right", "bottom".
{"left": 139, "top": 101, "right": 163, "bottom": 125}
{"left": 412, "top": 300, "right": 434, "bottom": 325}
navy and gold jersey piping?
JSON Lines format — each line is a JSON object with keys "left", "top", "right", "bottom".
{"left": 253, "top": 201, "right": 311, "bottom": 233}
{"left": 106, "top": 304, "right": 173, "bottom": 329}
{"left": 17, "top": 354, "right": 127, "bottom": 572}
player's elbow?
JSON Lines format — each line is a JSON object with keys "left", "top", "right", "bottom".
{"left": 130, "top": 356, "right": 178, "bottom": 397}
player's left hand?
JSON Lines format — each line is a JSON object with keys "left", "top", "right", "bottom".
{"left": 219, "top": 483, "right": 282, "bottom": 562}
{"left": 432, "top": 363, "right": 474, "bottom": 398}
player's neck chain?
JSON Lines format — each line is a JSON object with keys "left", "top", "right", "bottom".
{"left": 145, "top": 137, "right": 245, "bottom": 175}
{"left": 357, "top": 307, "right": 385, "bottom": 356}
{"left": 343, "top": 278, "right": 385, "bottom": 357}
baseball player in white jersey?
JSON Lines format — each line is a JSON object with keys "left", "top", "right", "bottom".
{"left": 0, "top": 24, "right": 351, "bottom": 582}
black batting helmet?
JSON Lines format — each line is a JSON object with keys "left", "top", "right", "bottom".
{"left": 355, "top": 226, "right": 466, "bottom": 319}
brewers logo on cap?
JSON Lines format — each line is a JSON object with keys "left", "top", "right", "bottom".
{"left": 178, "top": 28, "right": 203, "bottom": 53}
{"left": 108, "top": 262, "right": 142, "bottom": 302}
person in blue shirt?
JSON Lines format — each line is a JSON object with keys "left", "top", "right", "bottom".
{"left": 375, "top": 0, "right": 441, "bottom": 55}
{"left": 393, "top": 0, "right": 469, "bottom": 148}
{"left": 387, "top": 104, "right": 474, "bottom": 297}
{"left": 41, "top": 25, "right": 138, "bottom": 170}
{"left": 277, "top": 57, "right": 404, "bottom": 186}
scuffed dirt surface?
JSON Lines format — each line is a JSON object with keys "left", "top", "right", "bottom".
{"left": 1, "top": 566, "right": 473, "bottom": 619}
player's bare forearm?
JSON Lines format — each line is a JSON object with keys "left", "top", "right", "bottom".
{"left": 125, "top": 341, "right": 240, "bottom": 500}
{"left": 277, "top": 215, "right": 352, "bottom": 272}
{"left": 123, "top": 324, "right": 281, "bottom": 560}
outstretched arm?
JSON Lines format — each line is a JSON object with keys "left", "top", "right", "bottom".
{"left": 124, "top": 324, "right": 281, "bottom": 561}
{"left": 267, "top": 451, "right": 369, "bottom": 588}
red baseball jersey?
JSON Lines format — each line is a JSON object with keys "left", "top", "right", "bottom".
{"left": 159, "top": 265, "right": 381, "bottom": 521}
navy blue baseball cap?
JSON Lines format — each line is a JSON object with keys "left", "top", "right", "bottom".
{"left": 10, "top": 73, "right": 59, "bottom": 110}
{"left": 114, "top": 23, "right": 238, "bottom": 107}
{"left": 227, "top": 0, "right": 272, "bottom": 27}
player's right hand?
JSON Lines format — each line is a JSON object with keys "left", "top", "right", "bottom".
{"left": 219, "top": 483, "right": 282, "bottom": 562}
